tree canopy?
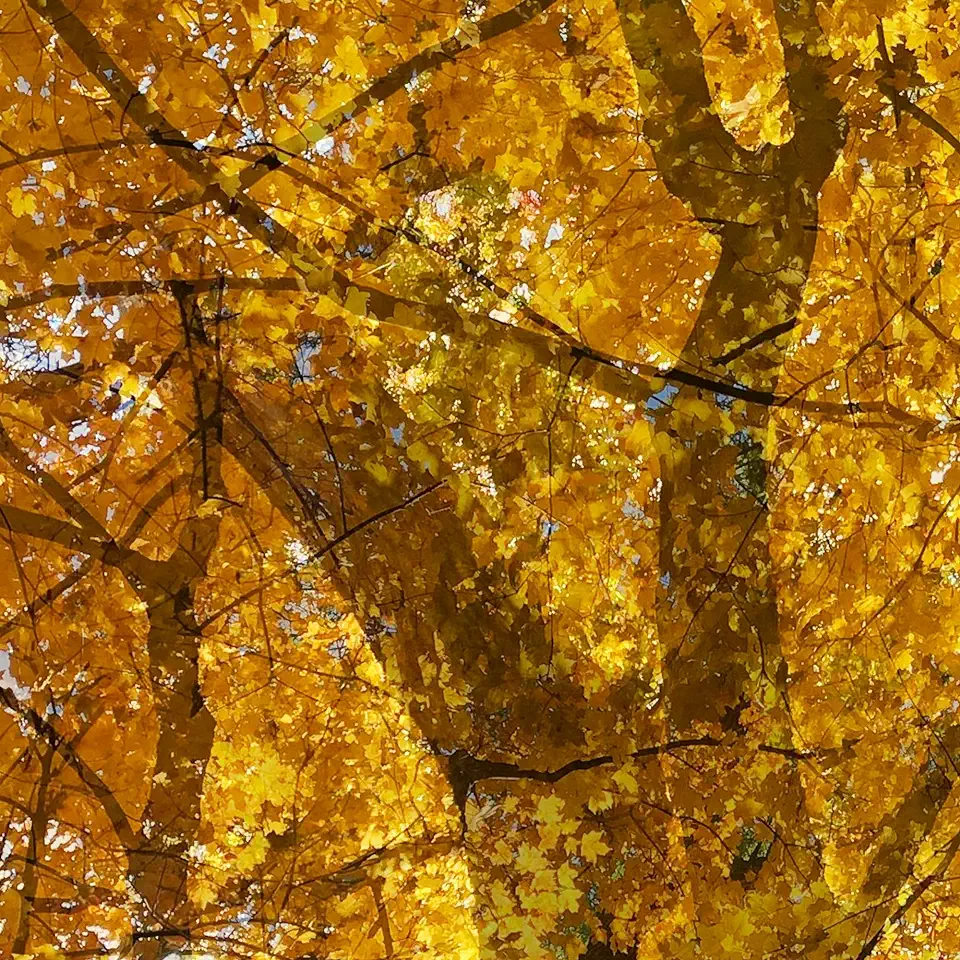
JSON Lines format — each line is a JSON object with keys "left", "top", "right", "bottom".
{"left": 1, "top": 0, "right": 960, "bottom": 958}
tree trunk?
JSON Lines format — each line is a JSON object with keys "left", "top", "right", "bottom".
{"left": 126, "top": 558, "right": 217, "bottom": 956}
{"left": 612, "top": 0, "right": 847, "bottom": 949}
{"left": 654, "top": 222, "right": 818, "bottom": 735}
{"left": 125, "top": 298, "right": 224, "bottom": 958}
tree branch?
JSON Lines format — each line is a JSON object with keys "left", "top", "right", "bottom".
{"left": 0, "top": 504, "right": 145, "bottom": 569}
{"left": 2, "top": 276, "right": 303, "bottom": 316}
{"left": 0, "top": 688, "right": 139, "bottom": 850}
{"left": 878, "top": 82, "right": 960, "bottom": 155}
{"left": 443, "top": 736, "right": 819, "bottom": 815}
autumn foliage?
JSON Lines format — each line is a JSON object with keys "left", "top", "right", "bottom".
{"left": 1, "top": 0, "right": 960, "bottom": 958}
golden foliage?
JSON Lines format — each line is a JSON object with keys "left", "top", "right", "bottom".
{"left": 0, "top": 0, "right": 959, "bottom": 958}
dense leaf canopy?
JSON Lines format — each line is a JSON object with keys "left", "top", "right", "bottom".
{"left": 1, "top": 0, "right": 960, "bottom": 958}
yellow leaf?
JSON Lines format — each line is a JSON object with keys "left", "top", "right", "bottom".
{"left": 517, "top": 842, "right": 549, "bottom": 873}
{"left": 366, "top": 461, "right": 390, "bottom": 485}
{"left": 335, "top": 35, "right": 367, "bottom": 78}
{"left": 195, "top": 499, "right": 224, "bottom": 519}
{"left": 407, "top": 439, "right": 441, "bottom": 476}
{"left": 613, "top": 765, "right": 638, "bottom": 794}
{"left": 535, "top": 795, "right": 566, "bottom": 825}
{"left": 344, "top": 285, "right": 370, "bottom": 318}
{"left": 581, "top": 830, "right": 611, "bottom": 862}
{"left": 7, "top": 187, "right": 36, "bottom": 218}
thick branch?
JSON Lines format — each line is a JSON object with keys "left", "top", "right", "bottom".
{"left": 0, "top": 556, "right": 95, "bottom": 639}
{"left": 231, "top": 0, "right": 564, "bottom": 195}
{"left": 0, "top": 423, "right": 110, "bottom": 539}
{"left": 39, "top": 0, "right": 561, "bottom": 268}
{"left": 1, "top": 280, "right": 950, "bottom": 437}
{"left": 615, "top": 0, "right": 752, "bottom": 218}
{"left": 0, "top": 688, "right": 139, "bottom": 850}
{"left": 0, "top": 504, "right": 150, "bottom": 570}
{"left": 445, "top": 736, "right": 818, "bottom": 813}
{"left": 854, "top": 827, "right": 960, "bottom": 960}
{"left": 879, "top": 82, "right": 960, "bottom": 155}
{"left": 2, "top": 276, "right": 303, "bottom": 316}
